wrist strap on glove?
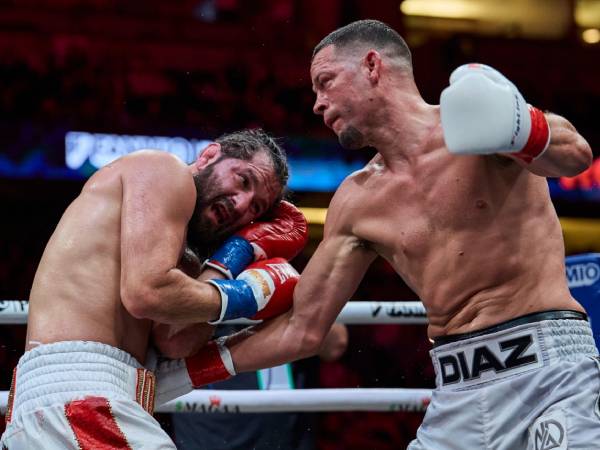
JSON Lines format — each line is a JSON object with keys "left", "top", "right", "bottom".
{"left": 202, "top": 236, "right": 254, "bottom": 279}
{"left": 187, "top": 338, "right": 236, "bottom": 387}
{"left": 514, "top": 106, "right": 551, "bottom": 163}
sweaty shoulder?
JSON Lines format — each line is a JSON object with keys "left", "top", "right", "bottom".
{"left": 120, "top": 150, "right": 197, "bottom": 214}
{"left": 122, "top": 149, "right": 188, "bottom": 170}
{"left": 121, "top": 150, "right": 190, "bottom": 176}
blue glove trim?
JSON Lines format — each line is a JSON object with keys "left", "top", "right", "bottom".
{"left": 207, "top": 236, "right": 254, "bottom": 279}
{"left": 210, "top": 279, "right": 258, "bottom": 321}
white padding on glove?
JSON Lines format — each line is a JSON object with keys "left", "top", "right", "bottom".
{"left": 441, "top": 63, "right": 534, "bottom": 155}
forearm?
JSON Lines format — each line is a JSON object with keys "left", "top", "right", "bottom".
{"left": 129, "top": 268, "right": 222, "bottom": 324}
{"left": 227, "top": 311, "right": 321, "bottom": 372}
{"left": 154, "top": 310, "right": 317, "bottom": 406}
{"left": 516, "top": 113, "right": 592, "bottom": 177}
{"left": 151, "top": 267, "right": 223, "bottom": 355}
{"left": 223, "top": 232, "right": 374, "bottom": 373}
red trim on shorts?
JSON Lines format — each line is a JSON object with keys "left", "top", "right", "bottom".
{"left": 135, "top": 368, "right": 156, "bottom": 414}
{"left": 515, "top": 106, "right": 549, "bottom": 163}
{"left": 5, "top": 368, "right": 16, "bottom": 424}
{"left": 65, "top": 396, "right": 131, "bottom": 450}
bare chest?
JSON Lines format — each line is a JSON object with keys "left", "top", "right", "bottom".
{"left": 349, "top": 156, "right": 519, "bottom": 261}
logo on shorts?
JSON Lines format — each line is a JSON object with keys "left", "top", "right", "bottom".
{"left": 530, "top": 410, "right": 567, "bottom": 450}
{"left": 566, "top": 262, "right": 600, "bottom": 288}
{"left": 438, "top": 333, "right": 542, "bottom": 386}
{"left": 534, "top": 419, "right": 565, "bottom": 450}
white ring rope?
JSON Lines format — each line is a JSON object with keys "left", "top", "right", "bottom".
{"left": 0, "top": 301, "right": 430, "bottom": 414}
{"left": 0, "top": 300, "right": 427, "bottom": 325}
{"left": 0, "top": 388, "right": 432, "bottom": 414}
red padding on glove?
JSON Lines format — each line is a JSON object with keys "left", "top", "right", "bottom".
{"left": 186, "top": 341, "right": 231, "bottom": 387}
{"left": 515, "top": 106, "right": 549, "bottom": 163}
{"left": 238, "top": 201, "right": 308, "bottom": 261}
{"left": 249, "top": 257, "right": 299, "bottom": 321}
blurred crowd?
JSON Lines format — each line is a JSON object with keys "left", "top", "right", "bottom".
{"left": 1, "top": 0, "right": 599, "bottom": 447}
{"left": 0, "top": 46, "right": 322, "bottom": 166}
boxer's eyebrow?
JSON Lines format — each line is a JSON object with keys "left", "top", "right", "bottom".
{"left": 244, "top": 169, "right": 269, "bottom": 215}
{"left": 245, "top": 169, "right": 258, "bottom": 185}
{"left": 312, "top": 73, "right": 325, "bottom": 92}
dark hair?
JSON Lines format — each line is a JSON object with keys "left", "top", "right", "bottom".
{"left": 312, "top": 19, "right": 412, "bottom": 69}
{"left": 215, "top": 128, "right": 288, "bottom": 202}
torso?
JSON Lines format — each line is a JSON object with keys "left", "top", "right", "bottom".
{"left": 26, "top": 153, "right": 189, "bottom": 363}
{"left": 338, "top": 132, "right": 583, "bottom": 338}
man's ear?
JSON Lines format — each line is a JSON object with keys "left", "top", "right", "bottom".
{"left": 364, "top": 50, "right": 382, "bottom": 85}
{"left": 196, "top": 143, "right": 222, "bottom": 169}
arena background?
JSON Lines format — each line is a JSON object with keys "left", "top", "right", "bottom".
{"left": 1, "top": 1, "right": 599, "bottom": 448}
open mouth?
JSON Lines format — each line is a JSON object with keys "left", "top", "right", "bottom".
{"left": 325, "top": 115, "right": 340, "bottom": 130}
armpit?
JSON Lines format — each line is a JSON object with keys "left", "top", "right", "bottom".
{"left": 353, "top": 238, "right": 374, "bottom": 251}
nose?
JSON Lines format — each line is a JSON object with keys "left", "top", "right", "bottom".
{"left": 232, "top": 191, "right": 254, "bottom": 217}
{"left": 313, "top": 93, "right": 327, "bottom": 115}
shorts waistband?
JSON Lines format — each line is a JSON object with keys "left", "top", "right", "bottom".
{"left": 430, "top": 313, "right": 598, "bottom": 391}
{"left": 432, "top": 310, "right": 588, "bottom": 347}
{"left": 7, "top": 341, "right": 155, "bottom": 421}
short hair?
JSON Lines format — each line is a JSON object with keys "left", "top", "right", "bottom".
{"left": 215, "top": 128, "right": 288, "bottom": 202}
{"left": 312, "top": 19, "right": 412, "bottom": 69}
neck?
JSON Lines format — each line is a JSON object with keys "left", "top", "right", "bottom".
{"left": 366, "top": 85, "right": 441, "bottom": 166}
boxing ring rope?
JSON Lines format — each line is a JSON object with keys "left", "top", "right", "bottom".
{"left": 0, "top": 300, "right": 428, "bottom": 325}
{"left": 2, "top": 247, "right": 598, "bottom": 414}
{"left": 0, "top": 300, "right": 431, "bottom": 414}
{"left": 0, "top": 388, "right": 432, "bottom": 415}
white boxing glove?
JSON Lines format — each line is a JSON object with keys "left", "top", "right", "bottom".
{"left": 440, "top": 63, "right": 550, "bottom": 163}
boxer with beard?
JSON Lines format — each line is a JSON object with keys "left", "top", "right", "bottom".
{"left": 1, "top": 128, "right": 308, "bottom": 449}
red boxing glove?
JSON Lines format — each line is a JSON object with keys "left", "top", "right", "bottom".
{"left": 243, "top": 258, "right": 299, "bottom": 321}
{"left": 204, "top": 201, "right": 309, "bottom": 279}
{"left": 242, "top": 201, "right": 309, "bottom": 261}
{"left": 154, "top": 260, "right": 299, "bottom": 402}
{"left": 208, "top": 257, "right": 299, "bottom": 323}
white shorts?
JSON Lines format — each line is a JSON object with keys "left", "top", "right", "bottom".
{"left": 408, "top": 310, "right": 600, "bottom": 450}
{"left": 1, "top": 341, "right": 176, "bottom": 450}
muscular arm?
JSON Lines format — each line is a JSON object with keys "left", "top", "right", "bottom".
{"left": 512, "top": 113, "right": 592, "bottom": 177}
{"left": 152, "top": 250, "right": 223, "bottom": 358}
{"left": 119, "top": 151, "right": 222, "bottom": 324}
{"left": 226, "top": 185, "right": 377, "bottom": 372}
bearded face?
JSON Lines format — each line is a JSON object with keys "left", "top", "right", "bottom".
{"left": 186, "top": 151, "right": 282, "bottom": 257}
{"left": 187, "top": 162, "right": 240, "bottom": 255}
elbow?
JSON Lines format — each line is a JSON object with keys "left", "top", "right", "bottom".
{"left": 121, "top": 283, "right": 161, "bottom": 320}
{"left": 566, "top": 139, "right": 593, "bottom": 177}
{"left": 576, "top": 139, "right": 594, "bottom": 173}
{"left": 122, "top": 269, "right": 181, "bottom": 320}
{"left": 557, "top": 134, "right": 593, "bottom": 177}
{"left": 296, "top": 328, "right": 327, "bottom": 360}
{"left": 278, "top": 314, "right": 326, "bottom": 361}
{"left": 318, "top": 323, "right": 349, "bottom": 362}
